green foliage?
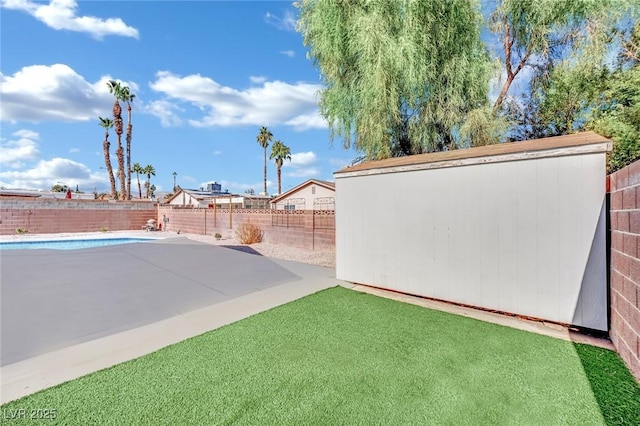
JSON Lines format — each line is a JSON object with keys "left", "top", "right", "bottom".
{"left": 214, "top": 232, "right": 222, "bottom": 240}
{"left": 142, "top": 164, "right": 156, "bottom": 198}
{"left": 459, "top": 106, "right": 510, "bottom": 148}
{"left": 132, "top": 162, "right": 144, "bottom": 199}
{"left": 297, "top": 0, "right": 493, "bottom": 159}
{"left": 499, "top": 1, "right": 639, "bottom": 159}
{"left": 100, "top": 227, "right": 108, "bottom": 233}
{"left": 490, "top": 0, "right": 625, "bottom": 110}
{"left": 15, "top": 227, "right": 28, "bottom": 234}
{"left": 50, "top": 184, "right": 68, "bottom": 193}
{"left": 269, "top": 140, "right": 291, "bottom": 168}
{"left": 588, "top": 65, "right": 640, "bottom": 173}
{"left": 256, "top": 126, "right": 273, "bottom": 150}
{"left": 270, "top": 140, "right": 292, "bottom": 194}
{"left": 257, "top": 126, "right": 273, "bottom": 195}
{"left": 525, "top": 64, "right": 608, "bottom": 138}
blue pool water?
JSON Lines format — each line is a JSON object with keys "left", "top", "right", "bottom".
{"left": 0, "top": 238, "right": 156, "bottom": 251}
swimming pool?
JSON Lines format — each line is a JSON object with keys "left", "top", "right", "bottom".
{"left": 0, "top": 238, "right": 157, "bottom": 251}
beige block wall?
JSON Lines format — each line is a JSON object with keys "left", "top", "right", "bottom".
{"left": 157, "top": 206, "right": 335, "bottom": 250}
{"left": 0, "top": 198, "right": 156, "bottom": 235}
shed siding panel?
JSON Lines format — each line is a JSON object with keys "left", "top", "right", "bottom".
{"left": 336, "top": 152, "right": 607, "bottom": 330}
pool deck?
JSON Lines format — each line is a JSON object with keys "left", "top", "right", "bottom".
{"left": 1, "top": 234, "right": 343, "bottom": 403}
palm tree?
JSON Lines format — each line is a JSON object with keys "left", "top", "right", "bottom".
{"left": 121, "top": 85, "right": 135, "bottom": 200}
{"left": 172, "top": 171, "right": 177, "bottom": 192}
{"left": 256, "top": 126, "right": 273, "bottom": 195}
{"left": 98, "top": 117, "right": 118, "bottom": 199}
{"left": 269, "top": 140, "right": 292, "bottom": 195}
{"left": 143, "top": 164, "right": 156, "bottom": 198}
{"left": 132, "top": 162, "right": 144, "bottom": 198}
{"left": 107, "top": 80, "right": 126, "bottom": 200}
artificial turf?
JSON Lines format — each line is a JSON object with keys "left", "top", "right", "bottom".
{"left": 2, "top": 287, "right": 639, "bottom": 425}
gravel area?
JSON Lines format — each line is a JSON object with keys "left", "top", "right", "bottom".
{"left": 0, "top": 230, "right": 336, "bottom": 269}
{"left": 179, "top": 232, "right": 336, "bottom": 268}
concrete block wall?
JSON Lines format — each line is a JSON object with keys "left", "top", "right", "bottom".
{"left": 609, "top": 160, "right": 640, "bottom": 381}
{"left": 0, "top": 198, "right": 157, "bottom": 235}
{"left": 157, "top": 206, "right": 335, "bottom": 250}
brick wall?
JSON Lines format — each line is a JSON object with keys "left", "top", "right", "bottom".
{"left": 609, "top": 159, "right": 640, "bottom": 381}
{"left": 0, "top": 197, "right": 157, "bottom": 235}
{"left": 158, "top": 206, "right": 335, "bottom": 251}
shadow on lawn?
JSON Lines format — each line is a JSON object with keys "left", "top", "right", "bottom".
{"left": 572, "top": 342, "right": 640, "bottom": 425}
{"left": 220, "top": 245, "right": 263, "bottom": 256}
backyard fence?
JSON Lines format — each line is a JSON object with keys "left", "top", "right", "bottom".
{"left": 0, "top": 198, "right": 156, "bottom": 235}
{"left": 157, "top": 204, "right": 334, "bottom": 251}
{"left": 608, "top": 159, "right": 640, "bottom": 381}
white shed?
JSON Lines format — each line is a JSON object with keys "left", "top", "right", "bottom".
{"left": 334, "top": 132, "right": 611, "bottom": 331}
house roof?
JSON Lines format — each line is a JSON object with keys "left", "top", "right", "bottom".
{"left": 0, "top": 190, "right": 42, "bottom": 198}
{"left": 270, "top": 179, "right": 335, "bottom": 204}
{"left": 334, "top": 131, "right": 611, "bottom": 176}
{"left": 164, "top": 188, "right": 272, "bottom": 204}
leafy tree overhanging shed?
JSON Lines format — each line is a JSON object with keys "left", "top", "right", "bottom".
{"left": 296, "top": 0, "right": 494, "bottom": 159}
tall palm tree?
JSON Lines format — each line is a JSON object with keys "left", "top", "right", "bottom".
{"left": 172, "top": 171, "right": 177, "bottom": 192}
{"left": 143, "top": 164, "right": 156, "bottom": 198}
{"left": 107, "top": 80, "right": 126, "bottom": 200}
{"left": 269, "top": 140, "right": 291, "bottom": 195}
{"left": 98, "top": 117, "right": 118, "bottom": 199}
{"left": 256, "top": 126, "right": 273, "bottom": 195}
{"left": 121, "top": 85, "right": 135, "bottom": 200}
{"left": 132, "top": 162, "right": 144, "bottom": 199}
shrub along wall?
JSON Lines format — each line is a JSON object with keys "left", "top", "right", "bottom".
{"left": 608, "top": 159, "right": 640, "bottom": 381}
{"left": 157, "top": 205, "right": 335, "bottom": 251}
{"left": 0, "top": 197, "right": 157, "bottom": 235}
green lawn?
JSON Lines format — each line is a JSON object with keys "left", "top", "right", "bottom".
{"left": 2, "top": 287, "right": 639, "bottom": 425}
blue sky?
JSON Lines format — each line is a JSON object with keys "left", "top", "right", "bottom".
{"left": 1, "top": 0, "right": 361, "bottom": 195}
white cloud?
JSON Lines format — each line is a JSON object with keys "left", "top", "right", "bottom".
{"left": 0, "top": 129, "right": 40, "bottom": 168}
{"left": 0, "top": 64, "right": 137, "bottom": 123}
{"left": 286, "top": 151, "right": 316, "bottom": 167}
{"left": 145, "top": 99, "right": 184, "bottom": 127}
{"left": 0, "top": 157, "right": 108, "bottom": 191}
{"left": 283, "top": 151, "right": 320, "bottom": 178}
{"left": 212, "top": 150, "right": 222, "bottom": 155}
{"left": 69, "top": 147, "right": 79, "bottom": 153}
{"left": 149, "top": 71, "right": 325, "bottom": 130}
{"left": 285, "top": 167, "right": 320, "bottom": 178}
{"left": 1, "top": 0, "right": 139, "bottom": 39}
{"left": 279, "top": 50, "right": 295, "bottom": 58}
{"left": 249, "top": 76, "right": 267, "bottom": 84}
{"left": 285, "top": 112, "right": 328, "bottom": 131}
{"left": 264, "top": 10, "right": 297, "bottom": 32}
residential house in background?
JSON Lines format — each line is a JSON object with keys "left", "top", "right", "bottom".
{"left": 270, "top": 179, "right": 335, "bottom": 210}
{"left": 165, "top": 182, "right": 272, "bottom": 209}
{"left": 0, "top": 189, "right": 96, "bottom": 200}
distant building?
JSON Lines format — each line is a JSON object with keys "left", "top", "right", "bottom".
{"left": 270, "top": 179, "right": 335, "bottom": 210}
{"left": 0, "top": 189, "right": 95, "bottom": 200}
{"left": 165, "top": 187, "right": 271, "bottom": 209}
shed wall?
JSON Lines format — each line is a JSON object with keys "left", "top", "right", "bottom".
{"left": 336, "top": 152, "right": 608, "bottom": 330}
